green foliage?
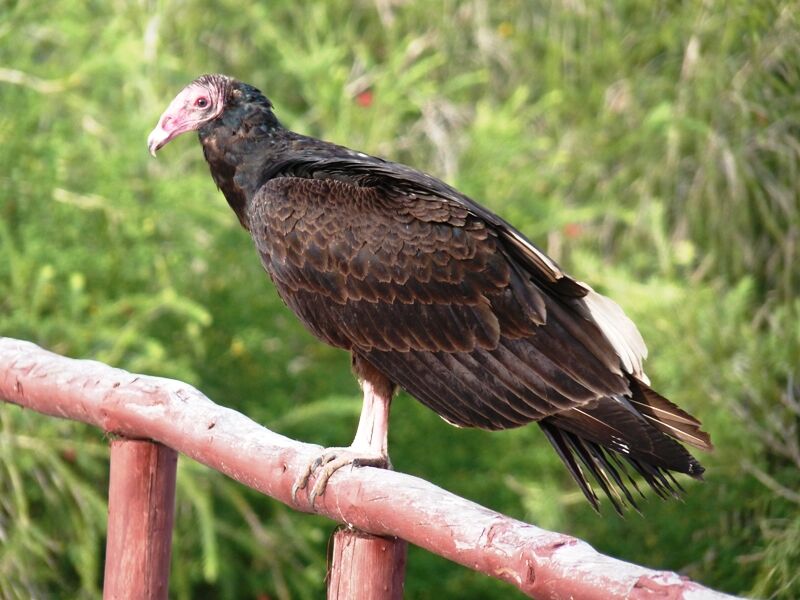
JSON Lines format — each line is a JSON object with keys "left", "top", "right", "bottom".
{"left": 1, "top": 0, "right": 798, "bottom": 597}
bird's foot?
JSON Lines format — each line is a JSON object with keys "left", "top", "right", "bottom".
{"left": 291, "top": 447, "right": 391, "bottom": 506}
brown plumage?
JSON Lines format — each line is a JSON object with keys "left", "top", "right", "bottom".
{"left": 148, "top": 74, "right": 712, "bottom": 512}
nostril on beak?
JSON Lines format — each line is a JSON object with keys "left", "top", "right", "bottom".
{"left": 161, "top": 116, "right": 173, "bottom": 131}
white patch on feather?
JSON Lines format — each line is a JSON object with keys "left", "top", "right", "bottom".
{"left": 580, "top": 284, "right": 650, "bottom": 384}
{"left": 500, "top": 224, "right": 649, "bottom": 381}
{"left": 507, "top": 231, "right": 561, "bottom": 273}
{"left": 503, "top": 230, "right": 567, "bottom": 281}
{"left": 639, "top": 413, "right": 708, "bottom": 447}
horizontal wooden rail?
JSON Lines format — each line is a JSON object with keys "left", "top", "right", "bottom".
{"left": 0, "top": 337, "right": 737, "bottom": 599}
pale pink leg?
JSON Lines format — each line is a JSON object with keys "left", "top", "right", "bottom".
{"left": 350, "top": 378, "right": 391, "bottom": 456}
{"left": 292, "top": 367, "right": 394, "bottom": 505}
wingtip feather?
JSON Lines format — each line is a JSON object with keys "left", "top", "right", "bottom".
{"left": 580, "top": 286, "right": 649, "bottom": 381}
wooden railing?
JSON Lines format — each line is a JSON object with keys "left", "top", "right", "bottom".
{"left": 0, "top": 337, "right": 737, "bottom": 599}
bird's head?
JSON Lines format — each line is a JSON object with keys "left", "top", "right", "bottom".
{"left": 147, "top": 74, "right": 234, "bottom": 157}
{"left": 148, "top": 74, "right": 277, "bottom": 157}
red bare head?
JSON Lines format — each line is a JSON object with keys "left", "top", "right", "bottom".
{"left": 147, "top": 74, "right": 231, "bottom": 157}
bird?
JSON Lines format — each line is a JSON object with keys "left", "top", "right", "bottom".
{"left": 148, "top": 74, "right": 712, "bottom": 512}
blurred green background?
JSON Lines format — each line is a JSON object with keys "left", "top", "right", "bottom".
{"left": 1, "top": 0, "right": 799, "bottom": 598}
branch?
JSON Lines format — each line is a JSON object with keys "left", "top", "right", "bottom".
{"left": 0, "top": 337, "right": 736, "bottom": 599}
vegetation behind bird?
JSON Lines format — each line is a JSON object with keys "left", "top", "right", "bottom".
{"left": 0, "top": 1, "right": 798, "bottom": 598}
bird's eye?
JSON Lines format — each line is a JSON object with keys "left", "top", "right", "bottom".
{"left": 195, "top": 97, "right": 209, "bottom": 108}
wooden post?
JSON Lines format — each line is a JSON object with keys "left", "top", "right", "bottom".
{"left": 327, "top": 528, "right": 407, "bottom": 600}
{"left": 103, "top": 439, "right": 178, "bottom": 600}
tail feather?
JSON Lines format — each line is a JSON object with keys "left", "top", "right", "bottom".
{"left": 549, "top": 401, "right": 703, "bottom": 475}
{"left": 540, "top": 421, "right": 692, "bottom": 514}
{"left": 540, "top": 423, "right": 601, "bottom": 510}
{"left": 540, "top": 380, "right": 709, "bottom": 512}
{"left": 628, "top": 379, "right": 713, "bottom": 451}
{"left": 561, "top": 430, "right": 633, "bottom": 514}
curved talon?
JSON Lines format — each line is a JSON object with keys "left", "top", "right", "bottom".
{"left": 292, "top": 448, "right": 389, "bottom": 506}
{"left": 291, "top": 464, "right": 314, "bottom": 504}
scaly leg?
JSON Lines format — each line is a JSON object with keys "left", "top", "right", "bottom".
{"left": 292, "top": 357, "right": 394, "bottom": 505}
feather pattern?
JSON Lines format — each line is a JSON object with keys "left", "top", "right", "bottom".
{"left": 161, "top": 74, "right": 713, "bottom": 510}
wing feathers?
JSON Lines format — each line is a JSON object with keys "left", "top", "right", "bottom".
{"left": 547, "top": 398, "right": 705, "bottom": 476}
{"left": 577, "top": 286, "right": 649, "bottom": 382}
{"left": 430, "top": 352, "right": 533, "bottom": 426}
{"left": 446, "top": 351, "right": 541, "bottom": 421}
{"left": 628, "top": 378, "right": 713, "bottom": 450}
{"left": 540, "top": 423, "right": 602, "bottom": 510}
{"left": 247, "top": 174, "right": 709, "bottom": 511}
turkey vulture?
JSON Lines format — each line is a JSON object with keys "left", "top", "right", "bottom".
{"left": 148, "top": 74, "right": 711, "bottom": 512}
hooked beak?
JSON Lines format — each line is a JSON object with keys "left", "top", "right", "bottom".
{"left": 147, "top": 93, "right": 201, "bottom": 157}
{"left": 147, "top": 118, "right": 180, "bottom": 158}
{"left": 147, "top": 125, "right": 167, "bottom": 157}
{"left": 148, "top": 81, "right": 225, "bottom": 157}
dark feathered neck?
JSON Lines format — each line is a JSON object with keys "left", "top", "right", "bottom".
{"left": 198, "top": 81, "right": 285, "bottom": 230}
